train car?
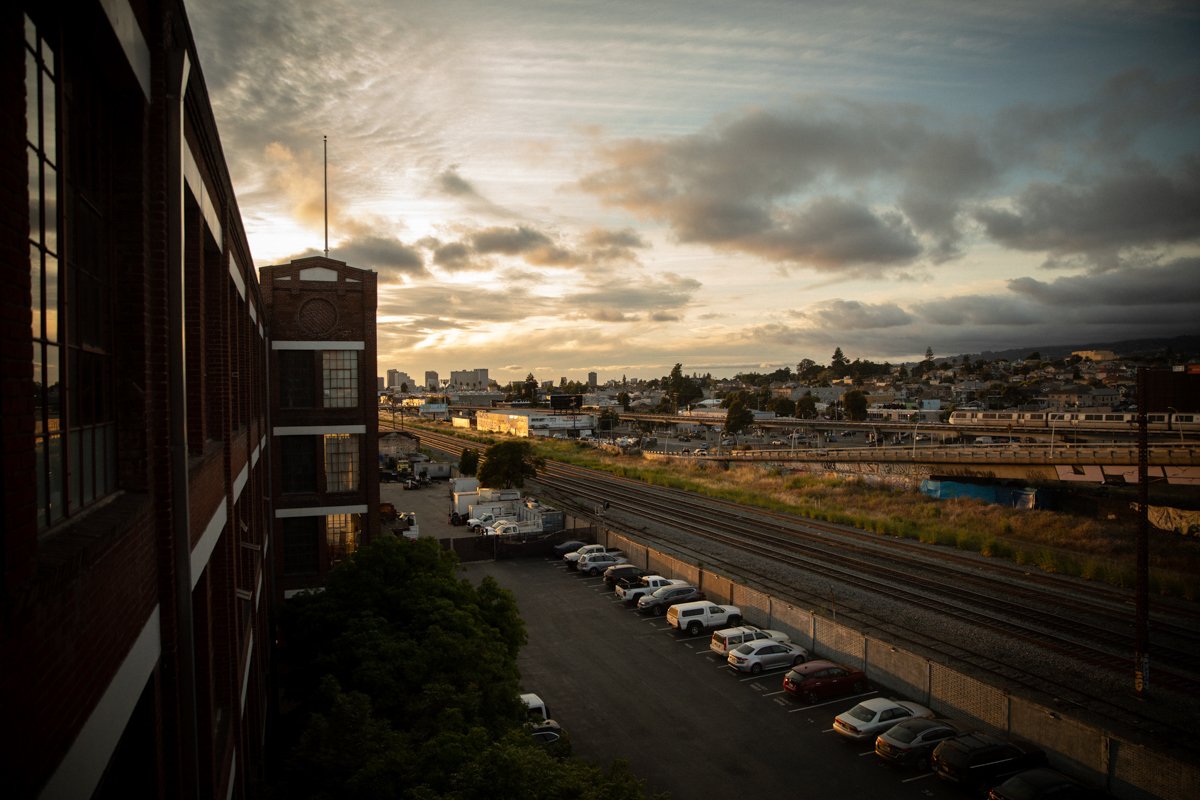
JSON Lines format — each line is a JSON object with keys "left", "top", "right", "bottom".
{"left": 950, "top": 409, "right": 1190, "bottom": 433}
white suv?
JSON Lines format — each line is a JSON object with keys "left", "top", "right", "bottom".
{"left": 709, "top": 625, "right": 790, "bottom": 657}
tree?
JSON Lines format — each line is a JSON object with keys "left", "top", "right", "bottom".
{"left": 478, "top": 440, "right": 544, "bottom": 489}
{"left": 723, "top": 399, "right": 755, "bottom": 439}
{"left": 924, "top": 346, "right": 934, "bottom": 363}
{"left": 275, "top": 537, "right": 651, "bottom": 799}
{"left": 766, "top": 396, "right": 796, "bottom": 417}
{"left": 459, "top": 448, "right": 479, "bottom": 477}
{"left": 521, "top": 373, "right": 539, "bottom": 403}
{"left": 796, "top": 392, "right": 817, "bottom": 418}
{"left": 842, "top": 389, "right": 868, "bottom": 421}
{"left": 616, "top": 391, "right": 631, "bottom": 410}
{"left": 830, "top": 347, "right": 848, "bottom": 370}
{"left": 664, "top": 363, "right": 703, "bottom": 408}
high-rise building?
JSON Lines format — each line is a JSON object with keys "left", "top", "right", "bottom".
{"left": 450, "top": 368, "right": 489, "bottom": 390}
{"left": 260, "top": 256, "right": 380, "bottom": 598}
{"left": 425, "top": 370, "right": 440, "bottom": 391}
{"left": 2, "top": 3, "right": 273, "bottom": 795}
{"left": 588, "top": 371, "right": 598, "bottom": 388}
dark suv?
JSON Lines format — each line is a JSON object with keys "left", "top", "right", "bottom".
{"left": 932, "top": 732, "right": 1046, "bottom": 791}
{"left": 636, "top": 584, "right": 705, "bottom": 615}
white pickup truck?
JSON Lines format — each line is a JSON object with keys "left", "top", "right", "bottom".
{"left": 665, "top": 602, "right": 743, "bottom": 636}
{"left": 467, "top": 512, "right": 510, "bottom": 532}
{"left": 615, "top": 575, "right": 684, "bottom": 605}
{"left": 483, "top": 519, "right": 541, "bottom": 537}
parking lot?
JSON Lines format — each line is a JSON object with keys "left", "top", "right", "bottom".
{"left": 461, "top": 555, "right": 965, "bottom": 799}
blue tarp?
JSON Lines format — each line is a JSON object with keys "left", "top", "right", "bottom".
{"left": 920, "top": 479, "right": 1039, "bottom": 509}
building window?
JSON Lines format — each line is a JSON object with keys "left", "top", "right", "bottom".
{"left": 322, "top": 350, "right": 357, "bottom": 408}
{"left": 28, "top": 14, "right": 116, "bottom": 531}
{"left": 326, "top": 513, "right": 360, "bottom": 566}
{"left": 323, "top": 434, "right": 359, "bottom": 493}
{"left": 278, "top": 350, "right": 314, "bottom": 409}
{"left": 281, "top": 517, "right": 319, "bottom": 575}
{"left": 280, "top": 436, "right": 317, "bottom": 493}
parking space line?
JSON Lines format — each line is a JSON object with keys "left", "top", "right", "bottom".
{"left": 901, "top": 773, "right": 935, "bottom": 783}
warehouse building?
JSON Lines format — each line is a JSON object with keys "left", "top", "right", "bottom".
{"left": 2, "top": 2, "right": 273, "bottom": 796}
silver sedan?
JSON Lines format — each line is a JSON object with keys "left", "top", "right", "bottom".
{"left": 726, "top": 639, "right": 809, "bottom": 674}
{"left": 833, "top": 698, "right": 934, "bottom": 741}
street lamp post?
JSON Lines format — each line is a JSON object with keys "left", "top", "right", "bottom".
{"left": 911, "top": 414, "right": 920, "bottom": 458}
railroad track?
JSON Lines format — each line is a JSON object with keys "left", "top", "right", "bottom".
{"left": 393, "top": 420, "right": 1200, "bottom": 746}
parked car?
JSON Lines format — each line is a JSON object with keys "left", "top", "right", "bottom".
{"left": 563, "top": 544, "right": 621, "bottom": 570}
{"left": 527, "top": 719, "right": 571, "bottom": 757}
{"left": 932, "top": 733, "right": 1047, "bottom": 792}
{"left": 577, "top": 551, "right": 628, "bottom": 576}
{"left": 875, "top": 717, "right": 962, "bottom": 770}
{"left": 988, "top": 768, "right": 1104, "bottom": 800}
{"left": 726, "top": 639, "right": 809, "bottom": 674}
{"left": 770, "top": 440, "right": 784, "bottom": 446}
{"left": 602, "top": 564, "right": 646, "bottom": 588}
{"left": 665, "top": 601, "right": 741, "bottom": 635}
{"left": 616, "top": 575, "right": 684, "bottom": 605}
{"left": 636, "top": 583, "right": 705, "bottom": 615}
{"left": 551, "top": 540, "right": 588, "bottom": 558}
{"left": 709, "top": 626, "right": 790, "bottom": 657}
{"left": 832, "top": 697, "right": 934, "bottom": 741}
{"left": 781, "top": 659, "right": 867, "bottom": 703}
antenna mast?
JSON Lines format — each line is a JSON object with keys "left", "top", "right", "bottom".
{"left": 323, "top": 135, "right": 329, "bottom": 257}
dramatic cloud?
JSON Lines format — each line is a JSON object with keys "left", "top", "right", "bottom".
{"left": 750, "top": 198, "right": 922, "bottom": 269}
{"left": 795, "top": 299, "right": 913, "bottom": 329}
{"left": 975, "top": 163, "right": 1200, "bottom": 269}
{"left": 579, "top": 103, "right": 993, "bottom": 274}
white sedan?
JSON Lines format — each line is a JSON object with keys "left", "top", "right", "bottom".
{"left": 726, "top": 639, "right": 809, "bottom": 674}
{"left": 832, "top": 698, "right": 934, "bottom": 741}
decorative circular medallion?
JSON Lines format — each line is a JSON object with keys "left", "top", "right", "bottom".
{"left": 297, "top": 297, "right": 338, "bottom": 336}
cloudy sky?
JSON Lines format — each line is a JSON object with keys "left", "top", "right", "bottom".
{"left": 186, "top": 0, "right": 1200, "bottom": 385}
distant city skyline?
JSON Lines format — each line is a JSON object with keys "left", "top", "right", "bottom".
{"left": 188, "top": 0, "right": 1200, "bottom": 386}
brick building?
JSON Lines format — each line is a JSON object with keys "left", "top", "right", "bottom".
{"left": 260, "top": 256, "right": 380, "bottom": 597}
{"left": 2, "top": 1, "right": 273, "bottom": 796}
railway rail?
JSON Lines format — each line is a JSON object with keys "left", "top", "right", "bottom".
{"left": 391, "top": 419, "right": 1200, "bottom": 750}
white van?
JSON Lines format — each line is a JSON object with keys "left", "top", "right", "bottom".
{"left": 521, "top": 693, "right": 549, "bottom": 721}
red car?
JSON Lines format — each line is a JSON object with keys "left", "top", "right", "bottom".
{"left": 781, "top": 659, "right": 867, "bottom": 703}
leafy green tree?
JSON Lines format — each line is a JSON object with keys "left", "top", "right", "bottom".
{"left": 616, "top": 391, "right": 631, "bottom": 410}
{"left": 478, "top": 440, "right": 543, "bottom": 489}
{"left": 796, "top": 392, "right": 817, "bottom": 418}
{"left": 275, "top": 538, "right": 652, "bottom": 799}
{"left": 723, "top": 399, "right": 755, "bottom": 439}
{"left": 842, "top": 389, "right": 868, "bottom": 421}
{"left": 766, "top": 396, "right": 796, "bottom": 417}
{"left": 830, "top": 347, "right": 848, "bottom": 370}
{"left": 664, "top": 363, "right": 703, "bottom": 408}
{"left": 597, "top": 407, "right": 621, "bottom": 436}
{"left": 459, "top": 448, "right": 479, "bottom": 476}
{"left": 522, "top": 373, "right": 539, "bottom": 403}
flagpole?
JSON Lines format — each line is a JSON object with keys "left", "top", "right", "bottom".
{"left": 323, "top": 135, "right": 329, "bottom": 257}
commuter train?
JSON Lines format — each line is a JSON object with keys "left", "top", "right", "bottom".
{"left": 948, "top": 409, "right": 1199, "bottom": 433}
